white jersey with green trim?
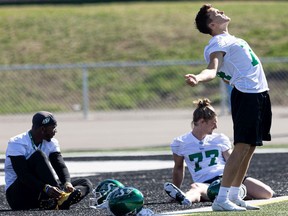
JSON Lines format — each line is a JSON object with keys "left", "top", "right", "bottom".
{"left": 4, "top": 131, "right": 60, "bottom": 191}
{"left": 171, "top": 132, "right": 231, "bottom": 183}
{"left": 204, "top": 33, "right": 269, "bottom": 93}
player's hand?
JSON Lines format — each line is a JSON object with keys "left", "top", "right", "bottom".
{"left": 185, "top": 74, "right": 198, "bottom": 87}
{"left": 63, "top": 182, "right": 75, "bottom": 193}
{"left": 45, "top": 185, "right": 63, "bottom": 199}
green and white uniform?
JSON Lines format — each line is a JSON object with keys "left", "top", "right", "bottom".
{"left": 171, "top": 132, "right": 231, "bottom": 183}
{"left": 204, "top": 33, "right": 269, "bottom": 93}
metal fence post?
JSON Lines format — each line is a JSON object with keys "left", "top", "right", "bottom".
{"left": 220, "top": 80, "right": 226, "bottom": 116}
{"left": 82, "top": 65, "right": 89, "bottom": 120}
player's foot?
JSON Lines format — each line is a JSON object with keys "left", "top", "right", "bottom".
{"left": 212, "top": 199, "right": 246, "bottom": 211}
{"left": 231, "top": 198, "right": 260, "bottom": 210}
{"left": 164, "top": 182, "right": 191, "bottom": 206}
{"left": 39, "top": 198, "right": 58, "bottom": 210}
{"left": 58, "top": 189, "right": 82, "bottom": 210}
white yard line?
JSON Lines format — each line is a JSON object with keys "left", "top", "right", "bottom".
{"left": 0, "top": 160, "right": 174, "bottom": 186}
{"left": 157, "top": 196, "right": 288, "bottom": 215}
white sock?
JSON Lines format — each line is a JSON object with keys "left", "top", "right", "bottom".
{"left": 229, "top": 186, "right": 240, "bottom": 201}
{"left": 216, "top": 186, "right": 230, "bottom": 202}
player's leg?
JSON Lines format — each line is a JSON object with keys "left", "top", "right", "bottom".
{"left": 229, "top": 90, "right": 272, "bottom": 202}
{"left": 6, "top": 150, "right": 59, "bottom": 210}
{"left": 243, "top": 177, "right": 274, "bottom": 199}
{"left": 221, "top": 143, "right": 252, "bottom": 188}
{"left": 28, "top": 150, "right": 60, "bottom": 187}
{"left": 212, "top": 88, "right": 260, "bottom": 211}
{"left": 28, "top": 150, "right": 65, "bottom": 209}
{"left": 212, "top": 144, "right": 250, "bottom": 210}
{"left": 164, "top": 182, "right": 191, "bottom": 205}
{"left": 185, "top": 183, "right": 209, "bottom": 203}
{"left": 226, "top": 89, "right": 267, "bottom": 209}
{"left": 71, "top": 178, "right": 93, "bottom": 200}
{"left": 229, "top": 145, "right": 255, "bottom": 199}
{"left": 6, "top": 179, "right": 40, "bottom": 210}
{"left": 212, "top": 144, "right": 261, "bottom": 211}
{"left": 227, "top": 145, "right": 260, "bottom": 210}
{"left": 240, "top": 91, "right": 272, "bottom": 202}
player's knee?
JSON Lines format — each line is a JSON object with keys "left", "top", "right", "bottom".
{"left": 264, "top": 186, "right": 275, "bottom": 198}
{"left": 258, "top": 185, "right": 275, "bottom": 199}
{"left": 191, "top": 183, "right": 200, "bottom": 189}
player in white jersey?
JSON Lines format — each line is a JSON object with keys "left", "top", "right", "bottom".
{"left": 184, "top": 4, "right": 272, "bottom": 211}
{"left": 164, "top": 99, "right": 274, "bottom": 206}
{"left": 4, "top": 111, "right": 92, "bottom": 210}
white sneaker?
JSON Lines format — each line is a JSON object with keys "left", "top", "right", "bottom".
{"left": 231, "top": 198, "right": 260, "bottom": 210}
{"left": 212, "top": 199, "right": 246, "bottom": 211}
{"left": 164, "top": 182, "right": 191, "bottom": 206}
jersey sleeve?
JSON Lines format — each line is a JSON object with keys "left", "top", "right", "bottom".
{"left": 204, "top": 36, "right": 229, "bottom": 62}
{"left": 42, "top": 138, "right": 61, "bottom": 156}
{"left": 218, "top": 133, "right": 232, "bottom": 151}
{"left": 51, "top": 138, "right": 61, "bottom": 152}
{"left": 6, "top": 141, "right": 27, "bottom": 157}
{"left": 170, "top": 139, "right": 183, "bottom": 156}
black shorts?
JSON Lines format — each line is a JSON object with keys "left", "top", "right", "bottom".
{"left": 203, "top": 175, "right": 248, "bottom": 184}
{"left": 231, "top": 88, "right": 272, "bottom": 146}
{"left": 203, "top": 175, "right": 223, "bottom": 184}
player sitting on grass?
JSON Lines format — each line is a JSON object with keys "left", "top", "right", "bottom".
{"left": 164, "top": 99, "right": 274, "bottom": 208}
{"left": 4, "top": 111, "right": 93, "bottom": 210}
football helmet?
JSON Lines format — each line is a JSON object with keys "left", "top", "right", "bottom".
{"left": 207, "top": 179, "right": 247, "bottom": 201}
{"left": 92, "top": 179, "right": 125, "bottom": 206}
{"left": 108, "top": 186, "right": 144, "bottom": 216}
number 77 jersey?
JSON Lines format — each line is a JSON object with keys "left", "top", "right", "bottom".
{"left": 171, "top": 132, "right": 232, "bottom": 183}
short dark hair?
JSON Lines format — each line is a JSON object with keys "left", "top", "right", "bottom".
{"left": 195, "top": 4, "right": 213, "bottom": 35}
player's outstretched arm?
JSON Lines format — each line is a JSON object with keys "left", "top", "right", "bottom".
{"left": 185, "top": 51, "right": 224, "bottom": 87}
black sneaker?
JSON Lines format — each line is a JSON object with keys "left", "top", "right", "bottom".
{"left": 164, "top": 182, "right": 191, "bottom": 206}
{"left": 58, "top": 189, "right": 82, "bottom": 210}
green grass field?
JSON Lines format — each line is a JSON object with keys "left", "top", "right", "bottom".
{"left": 191, "top": 200, "right": 288, "bottom": 216}
{"left": 159, "top": 197, "right": 288, "bottom": 216}
{"left": 0, "top": 1, "right": 287, "bottom": 113}
{"left": 0, "top": 1, "right": 287, "bottom": 65}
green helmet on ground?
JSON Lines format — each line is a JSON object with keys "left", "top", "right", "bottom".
{"left": 207, "top": 179, "right": 247, "bottom": 202}
{"left": 92, "top": 179, "right": 125, "bottom": 206}
{"left": 108, "top": 186, "right": 144, "bottom": 216}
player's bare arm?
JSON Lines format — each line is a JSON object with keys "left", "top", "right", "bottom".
{"left": 185, "top": 51, "right": 224, "bottom": 87}
{"left": 172, "top": 154, "right": 185, "bottom": 188}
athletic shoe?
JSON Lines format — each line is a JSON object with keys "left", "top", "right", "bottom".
{"left": 164, "top": 182, "right": 191, "bottom": 206}
{"left": 58, "top": 189, "right": 82, "bottom": 210}
{"left": 212, "top": 199, "right": 246, "bottom": 211}
{"left": 231, "top": 198, "right": 260, "bottom": 210}
{"left": 39, "top": 198, "right": 58, "bottom": 210}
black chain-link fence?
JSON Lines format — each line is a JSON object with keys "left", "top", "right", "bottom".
{"left": 0, "top": 58, "right": 287, "bottom": 119}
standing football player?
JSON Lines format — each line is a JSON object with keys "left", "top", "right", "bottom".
{"left": 184, "top": 4, "right": 272, "bottom": 211}
{"left": 4, "top": 111, "right": 93, "bottom": 210}
{"left": 164, "top": 99, "right": 274, "bottom": 207}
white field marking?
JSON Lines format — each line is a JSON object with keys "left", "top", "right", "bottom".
{"left": 247, "top": 195, "right": 288, "bottom": 206}
{"left": 0, "top": 160, "right": 173, "bottom": 186}
{"left": 157, "top": 196, "right": 288, "bottom": 216}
